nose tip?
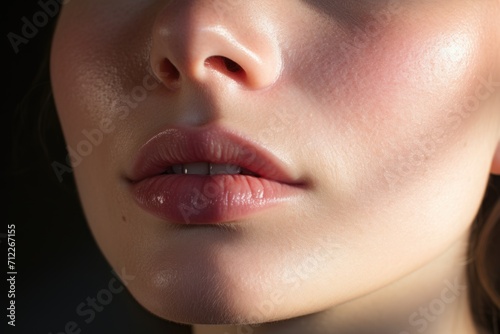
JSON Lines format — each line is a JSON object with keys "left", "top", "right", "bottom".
{"left": 150, "top": 3, "right": 283, "bottom": 91}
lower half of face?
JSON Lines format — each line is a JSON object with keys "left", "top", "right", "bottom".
{"left": 50, "top": 0, "right": 500, "bottom": 324}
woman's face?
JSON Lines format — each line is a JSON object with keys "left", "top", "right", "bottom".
{"left": 51, "top": 0, "right": 500, "bottom": 325}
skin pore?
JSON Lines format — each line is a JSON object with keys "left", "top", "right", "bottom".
{"left": 50, "top": 1, "right": 500, "bottom": 333}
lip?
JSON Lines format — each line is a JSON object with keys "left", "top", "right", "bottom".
{"left": 128, "top": 126, "right": 305, "bottom": 224}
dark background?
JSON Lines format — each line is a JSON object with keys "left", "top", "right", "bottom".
{"left": 6, "top": 2, "right": 191, "bottom": 333}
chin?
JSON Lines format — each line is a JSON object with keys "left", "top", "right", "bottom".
{"left": 127, "top": 276, "right": 280, "bottom": 325}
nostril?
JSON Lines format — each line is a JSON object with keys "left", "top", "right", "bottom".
{"left": 159, "top": 58, "right": 180, "bottom": 81}
{"left": 222, "top": 57, "right": 243, "bottom": 73}
{"left": 205, "top": 56, "right": 244, "bottom": 75}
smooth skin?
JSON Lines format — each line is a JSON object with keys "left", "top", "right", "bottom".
{"left": 51, "top": 1, "right": 500, "bottom": 333}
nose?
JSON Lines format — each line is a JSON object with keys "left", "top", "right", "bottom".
{"left": 149, "top": 1, "right": 283, "bottom": 91}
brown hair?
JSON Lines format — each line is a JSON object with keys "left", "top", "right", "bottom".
{"left": 468, "top": 175, "right": 500, "bottom": 332}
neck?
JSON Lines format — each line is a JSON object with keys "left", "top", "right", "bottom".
{"left": 193, "top": 234, "right": 481, "bottom": 334}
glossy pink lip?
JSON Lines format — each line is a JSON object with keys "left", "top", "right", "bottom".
{"left": 128, "top": 126, "right": 305, "bottom": 224}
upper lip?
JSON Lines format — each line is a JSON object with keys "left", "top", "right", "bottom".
{"left": 128, "top": 125, "right": 301, "bottom": 184}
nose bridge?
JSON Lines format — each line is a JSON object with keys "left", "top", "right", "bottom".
{"left": 150, "top": 0, "right": 283, "bottom": 90}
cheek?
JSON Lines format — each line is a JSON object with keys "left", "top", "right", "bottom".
{"left": 51, "top": 1, "right": 155, "bottom": 136}
{"left": 363, "top": 23, "right": 494, "bottom": 194}
{"left": 305, "top": 7, "right": 495, "bottom": 192}
{"left": 50, "top": 1, "right": 161, "bottom": 205}
{"left": 291, "top": 6, "right": 498, "bottom": 264}
{"left": 50, "top": 2, "right": 158, "bottom": 265}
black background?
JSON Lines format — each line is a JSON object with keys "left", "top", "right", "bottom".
{"left": 6, "top": 2, "right": 191, "bottom": 333}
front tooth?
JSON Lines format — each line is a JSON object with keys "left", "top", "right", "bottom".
{"left": 181, "top": 162, "right": 211, "bottom": 175}
{"left": 172, "top": 164, "right": 183, "bottom": 174}
{"left": 171, "top": 163, "right": 242, "bottom": 175}
{"left": 210, "top": 164, "right": 241, "bottom": 175}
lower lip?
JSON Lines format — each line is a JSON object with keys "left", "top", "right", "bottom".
{"left": 131, "top": 174, "right": 301, "bottom": 224}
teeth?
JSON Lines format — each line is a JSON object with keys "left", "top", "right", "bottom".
{"left": 210, "top": 163, "right": 242, "bottom": 175}
{"left": 170, "top": 163, "right": 242, "bottom": 175}
{"left": 180, "top": 162, "right": 211, "bottom": 175}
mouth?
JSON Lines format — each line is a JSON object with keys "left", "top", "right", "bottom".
{"left": 162, "top": 162, "right": 260, "bottom": 177}
{"left": 127, "top": 126, "right": 305, "bottom": 224}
